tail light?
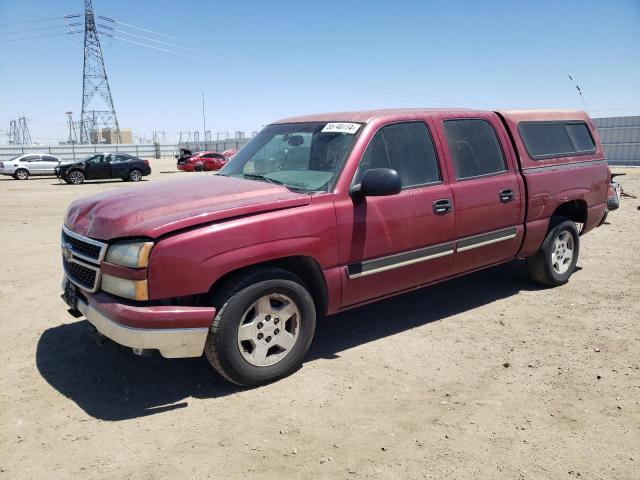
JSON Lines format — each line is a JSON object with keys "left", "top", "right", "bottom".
{"left": 143, "top": 160, "right": 150, "bottom": 166}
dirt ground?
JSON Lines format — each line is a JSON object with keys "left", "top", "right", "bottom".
{"left": 0, "top": 159, "right": 638, "bottom": 480}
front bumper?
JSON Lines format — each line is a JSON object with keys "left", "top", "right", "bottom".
{"left": 69, "top": 288, "right": 215, "bottom": 358}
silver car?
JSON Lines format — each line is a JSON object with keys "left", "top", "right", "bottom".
{"left": 0, "top": 153, "right": 64, "bottom": 180}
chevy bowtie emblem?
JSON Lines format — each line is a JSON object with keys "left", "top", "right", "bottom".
{"left": 62, "top": 244, "right": 73, "bottom": 262}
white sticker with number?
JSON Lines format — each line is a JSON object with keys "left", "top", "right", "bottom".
{"left": 321, "top": 122, "right": 361, "bottom": 134}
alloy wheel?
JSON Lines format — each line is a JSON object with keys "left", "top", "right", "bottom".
{"left": 551, "top": 230, "right": 574, "bottom": 274}
{"left": 237, "top": 293, "right": 301, "bottom": 367}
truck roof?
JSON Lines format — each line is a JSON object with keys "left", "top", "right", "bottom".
{"left": 273, "top": 108, "right": 590, "bottom": 124}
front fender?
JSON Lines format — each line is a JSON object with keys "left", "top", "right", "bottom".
{"left": 146, "top": 197, "right": 339, "bottom": 300}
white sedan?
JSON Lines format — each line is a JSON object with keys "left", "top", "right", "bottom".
{"left": 0, "top": 153, "right": 65, "bottom": 180}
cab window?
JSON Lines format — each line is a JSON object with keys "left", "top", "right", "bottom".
{"left": 443, "top": 119, "right": 507, "bottom": 179}
{"left": 353, "top": 122, "right": 441, "bottom": 188}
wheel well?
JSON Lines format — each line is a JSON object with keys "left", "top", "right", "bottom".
{"left": 552, "top": 200, "right": 587, "bottom": 233}
{"left": 205, "top": 256, "right": 329, "bottom": 317}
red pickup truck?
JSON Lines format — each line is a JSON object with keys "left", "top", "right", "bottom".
{"left": 61, "top": 109, "right": 611, "bottom": 386}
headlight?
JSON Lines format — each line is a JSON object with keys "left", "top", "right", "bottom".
{"left": 105, "top": 240, "right": 154, "bottom": 268}
{"left": 101, "top": 273, "right": 148, "bottom": 301}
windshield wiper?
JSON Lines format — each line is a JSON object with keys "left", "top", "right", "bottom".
{"left": 242, "top": 173, "right": 287, "bottom": 186}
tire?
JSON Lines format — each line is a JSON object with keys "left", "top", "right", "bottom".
{"left": 205, "top": 267, "right": 316, "bottom": 386}
{"left": 128, "top": 169, "right": 143, "bottom": 182}
{"left": 67, "top": 170, "right": 85, "bottom": 184}
{"left": 194, "top": 163, "right": 204, "bottom": 172}
{"left": 14, "top": 168, "right": 29, "bottom": 180}
{"left": 527, "top": 217, "right": 580, "bottom": 287}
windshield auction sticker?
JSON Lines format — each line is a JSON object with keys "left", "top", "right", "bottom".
{"left": 322, "top": 122, "right": 361, "bottom": 134}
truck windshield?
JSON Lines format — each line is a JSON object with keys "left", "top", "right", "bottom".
{"left": 219, "top": 122, "right": 360, "bottom": 192}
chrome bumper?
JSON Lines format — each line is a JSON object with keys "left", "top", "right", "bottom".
{"left": 77, "top": 297, "right": 209, "bottom": 358}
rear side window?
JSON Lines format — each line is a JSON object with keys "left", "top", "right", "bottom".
{"left": 20, "top": 155, "right": 40, "bottom": 162}
{"left": 443, "top": 119, "right": 507, "bottom": 179}
{"left": 519, "top": 121, "right": 595, "bottom": 159}
{"left": 354, "top": 122, "right": 440, "bottom": 188}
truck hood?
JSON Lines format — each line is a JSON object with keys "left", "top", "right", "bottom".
{"left": 65, "top": 175, "right": 311, "bottom": 240}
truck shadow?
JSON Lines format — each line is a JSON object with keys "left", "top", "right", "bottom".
{"left": 36, "top": 259, "right": 546, "bottom": 421}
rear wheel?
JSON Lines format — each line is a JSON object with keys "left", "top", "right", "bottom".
{"left": 205, "top": 268, "right": 316, "bottom": 386}
{"left": 128, "top": 169, "right": 143, "bottom": 182}
{"left": 527, "top": 218, "right": 579, "bottom": 286}
{"left": 194, "top": 163, "right": 204, "bottom": 172}
{"left": 67, "top": 170, "right": 85, "bottom": 184}
{"left": 14, "top": 168, "right": 29, "bottom": 180}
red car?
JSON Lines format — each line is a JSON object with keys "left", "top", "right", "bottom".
{"left": 176, "top": 149, "right": 236, "bottom": 172}
{"left": 61, "top": 109, "right": 611, "bottom": 386}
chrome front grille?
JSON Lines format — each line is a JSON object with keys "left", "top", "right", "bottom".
{"left": 61, "top": 225, "right": 107, "bottom": 292}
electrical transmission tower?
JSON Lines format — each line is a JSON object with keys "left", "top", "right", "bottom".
{"left": 8, "top": 117, "right": 32, "bottom": 145}
{"left": 79, "top": 0, "right": 121, "bottom": 144}
{"left": 65, "top": 111, "right": 78, "bottom": 143}
{"left": 18, "top": 117, "right": 32, "bottom": 144}
{"left": 8, "top": 120, "right": 19, "bottom": 145}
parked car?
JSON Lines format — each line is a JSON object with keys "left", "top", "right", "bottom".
{"left": 176, "top": 149, "right": 235, "bottom": 172}
{"left": 0, "top": 153, "right": 65, "bottom": 180}
{"left": 56, "top": 153, "right": 151, "bottom": 184}
{"left": 60, "top": 109, "right": 613, "bottom": 386}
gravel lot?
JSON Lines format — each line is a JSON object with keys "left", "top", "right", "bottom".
{"left": 1, "top": 160, "right": 638, "bottom": 479}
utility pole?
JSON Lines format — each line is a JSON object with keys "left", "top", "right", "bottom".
{"left": 202, "top": 92, "right": 206, "bottom": 140}
{"left": 80, "top": 0, "right": 121, "bottom": 144}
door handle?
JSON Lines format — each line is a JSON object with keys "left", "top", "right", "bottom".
{"left": 433, "top": 198, "right": 453, "bottom": 215}
{"left": 499, "top": 189, "right": 514, "bottom": 202}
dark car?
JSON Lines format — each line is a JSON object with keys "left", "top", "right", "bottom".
{"left": 56, "top": 153, "right": 152, "bottom": 184}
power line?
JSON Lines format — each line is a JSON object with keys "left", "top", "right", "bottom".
{"left": 115, "top": 20, "right": 200, "bottom": 46}
{"left": 113, "top": 28, "right": 219, "bottom": 56}
{"left": 0, "top": 24, "right": 69, "bottom": 36}
{"left": 110, "top": 35, "right": 215, "bottom": 63}
{"left": 0, "top": 16, "right": 63, "bottom": 28}
{"left": 0, "top": 31, "right": 80, "bottom": 44}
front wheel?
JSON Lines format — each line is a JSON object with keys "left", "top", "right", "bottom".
{"left": 67, "top": 170, "right": 85, "bottom": 184}
{"left": 527, "top": 218, "right": 580, "bottom": 286}
{"left": 205, "top": 268, "right": 316, "bottom": 386}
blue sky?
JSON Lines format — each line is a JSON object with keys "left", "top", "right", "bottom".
{"left": 1, "top": 0, "right": 639, "bottom": 143}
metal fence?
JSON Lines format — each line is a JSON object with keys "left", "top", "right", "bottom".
{"left": 0, "top": 138, "right": 253, "bottom": 163}
{"left": 594, "top": 116, "right": 640, "bottom": 167}
{"left": 178, "top": 139, "right": 250, "bottom": 153}
{"left": 0, "top": 143, "right": 179, "bottom": 162}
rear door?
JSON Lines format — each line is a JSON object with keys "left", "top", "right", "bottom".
{"left": 109, "top": 154, "right": 132, "bottom": 177}
{"left": 336, "top": 119, "right": 456, "bottom": 307}
{"left": 434, "top": 113, "right": 524, "bottom": 274}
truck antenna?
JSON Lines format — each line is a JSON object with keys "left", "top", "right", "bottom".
{"left": 567, "top": 74, "right": 590, "bottom": 114}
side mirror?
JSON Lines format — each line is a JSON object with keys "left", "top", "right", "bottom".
{"left": 350, "top": 168, "right": 402, "bottom": 197}
{"left": 174, "top": 154, "right": 179, "bottom": 159}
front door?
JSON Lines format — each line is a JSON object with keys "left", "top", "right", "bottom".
{"left": 85, "top": 154, "right": 110, "bottom": 179}
{"left": 434, "top": 114, "right": 525, "bottom": 274}
{"left": 335, "top": 120, "right": 456, "bottom": 307}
